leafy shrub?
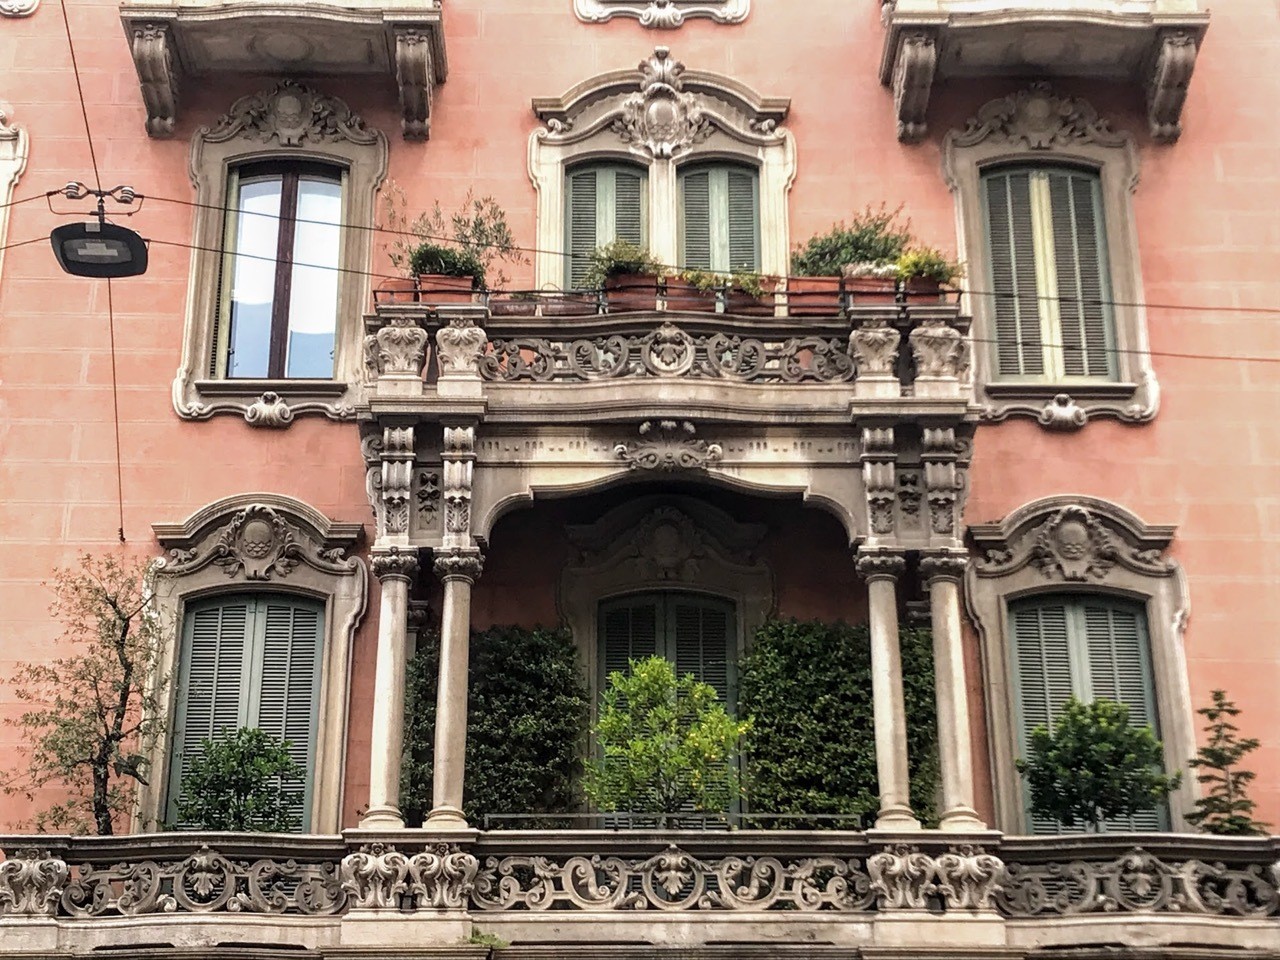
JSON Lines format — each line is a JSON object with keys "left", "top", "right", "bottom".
{"left": 408, "top": 243, "right": 486, "bottom": 288}
{"left": 403, "top": 625, "right": 589, "bottom": 826}
{"left": 896, "top": 245, "right": 962, "bottom": 284}
{"left": 581, "top": 239, "right": 665, "bottom": 287}
{"left": 1187, "top": 690, "right": 1269, "bottom": 836}
{"left": 584, "top": 656, "right": 750, "bottom": 822}
{"left": 790, "top": 205, "right": 914, "bottom": 276}
{"left": 176, "top": 727, "right": 305, "bottom": 832}
{"left": 1017, "top": 697, "right": 1180, "bottom": 831}
{"left": 738, "top": 619, "right": 939, "bottom": 827}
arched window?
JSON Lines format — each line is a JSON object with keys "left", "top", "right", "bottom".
{"left": 166, "top": 593, "right": 324, "bottom": 830}
{"left": 564, "top": 163, "right": 648, "bottom": 288}
{"left": 679, "top": 163, "right": 759, "bottom": 274}
{"left": 982, "top": 165, "right": 1114, "bottom": 381}
{"left": 217, "top": 161, "right": 345, "bottom": 380}
{"left": 1009, "top": 593, "right": 1165, "bottom": 832}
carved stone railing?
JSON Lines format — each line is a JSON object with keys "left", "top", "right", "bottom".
{"left": 2, "top": 832, "right": 1276, "bottom": 924}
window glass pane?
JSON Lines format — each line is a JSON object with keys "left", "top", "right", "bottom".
{"left": 226, "top": 178, "right": 282, "bottom": 378}
{"left": 285, "top": 177, "right": 342, "bottom": 378}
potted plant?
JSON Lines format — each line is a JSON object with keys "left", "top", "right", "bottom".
{"left": 665, "top": 269, "right": 721, "bottom": 313}
{"left": 725, "top": 271, "right": 777, "bottom": 316}
{"left": 409, "top": 243, "right": 485, "bottom": 303}
{"left": 842, "top": 261, "right": 900, "bottom": 305}
{"left": 789, "top": 205, "right": 913, "bottom": 316}
{"left": 582, "top": 239, "right": 665, "bottom": 312}
{"left": 896, "top": 245, "right": 962, "bottom": 302}
{"left": 540, "top": 289, "right": 600, "bottom": 317}
{"left": 488, "top": 289, "right": 540, "bottom": 317}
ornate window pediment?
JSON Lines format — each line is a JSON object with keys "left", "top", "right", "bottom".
{"left": 574, "top": 0, "right": 748, "bottom": 28}
{"left": 964, "top": 495, "right": 1195, "bottom": 833}
{"left": 529, "top": 47, "right": 794, "bottom": 287}
{"left": 144, "top": 493, "right": 368, "bottom": 832}
{"left": 174, "top": 82, "right": 387, "bottom": 427}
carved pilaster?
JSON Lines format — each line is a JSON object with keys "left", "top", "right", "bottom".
{"left": 860, "top": 427, "right": 897, "bottom": 538}
{"left": 432, "top": 547, "right": 484, "bottom": 584}
{"left": 436, "top": 317, "right": 487, "bottom": 377}
{"left": 395, "top": 29, "right": 434, "bottom": 141}
{"left": 892, "top": 33, "right": 936, "bottom": 144}
{"left": 129, "top": 23, "right": 179, "bottom": 138}
{"left": 441, "top": 426, "right": 476, "bottom": 538}
{"left": 378, "top": 426, "right": 415, "bottom": 536}
{"left": 0, "top": 848, "right": 69, "bottom": 916}
{"left": 921, "top": 427, "right": 964, "bottom": 539}
{"left": 934, "top": 845, "right": 1005, "bottom": 911}
{"left": 372, "top": 547, "right": 420, "bottom": 583}
{"left": 1147, "top": 31, "right": 1199, "bottom": 144}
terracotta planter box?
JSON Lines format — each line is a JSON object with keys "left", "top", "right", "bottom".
{"left": 489, "top": 296, "right": 538, "bottom": 317}
{"left": 663, "top": 278, "right": 718, "bottom": 313}
{"left": 902, "top": 276, "right": 945, "bottom": 303}
{"left": 604, "top": 273, "right": 661, "bottom": 312}
{"left": 417, "top": 273, "right": 477, "bottom": 304}
{"left": 844, "top": 275, "right": 899, "bottom": 305}
{"left": 725, "top": 284, "right": 777, "bottom": 317}
{"left": 785, "top": 276, "right": 842, "bottom": 316}
{"left": 541, "top": 292, "right": 599, "bottom": 316}
{"left": 374, "top": 276, "right": 418, "bottom": 304}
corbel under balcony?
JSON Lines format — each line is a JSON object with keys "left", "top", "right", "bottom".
{"left": 879, "top": 0, "right": 1209, "bottom": 144}
{"left": 119, "top": 0, "right": 447, "bottom": 139}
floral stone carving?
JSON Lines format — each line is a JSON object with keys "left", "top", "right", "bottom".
{"left": 867, "top": 844, "right": 937, "bottom": 910}
{"left": 612, "top": 47, "right": 714, "bottom": 159}
{"left": 0, "top": 848, "right": 69, "bottom": 917}
{"left": 436, "top": 317, "right": 487, "bottom": 376}
{"left": 365, "top": 314, "right": 430, "bottom": 380}
{"left": 850, "top": 319, "right": 901, "bottom": 377}
{"left": 207, "top": 80, "right": 380, "bottom": 149}
{"left": 934, "top": 845, "right": 1005, "bottom": 911}
{"left": 340, "top": 843, "right": 409, "bottom": 910}
{"left": 615, "top": 420, "right": 723, "bottom": 472}
{"left": 574, "top": 0, "right": 749, "bottom": 28}
{"left": 341, "top": 843, "right": 476, "bottom": 911}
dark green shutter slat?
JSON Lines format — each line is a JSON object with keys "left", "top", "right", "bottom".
{"left": 601, "top": 598, "right": 659, "bottom": 684}
{"left": 726, "top": 170, "right": 759, "bottom": 272}
{"left": 567, "top": 170, "right": 598, "bottom": 289}
{"left": 672, "top": 599, "right": 731, "bottom": 703}
{"left": 1010, "top": 600, "right": 1074, "bottom": 835}
{"left": 985, "top": 171, "right": 1043, "bottom": 377}
{"left": 1050, "top": 172, "right": 1112, "bottom": 378}
{"left": 681, "top": 170, "right": 713, "bottom": 271}
{"left": 614, "top": 170, "right": 645, "bottom": 247}
{"left": 257, "top": 599, "right": 322, "bottom": 829}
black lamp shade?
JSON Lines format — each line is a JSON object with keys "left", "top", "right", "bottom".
{"left": 51, "top": 221, "right": 149, "bottom": 278}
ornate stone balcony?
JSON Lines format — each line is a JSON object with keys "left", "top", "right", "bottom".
{"left": 118, "top": 0, "right": 446, "bottom": 138}
{"left": 879, "top": 0, "right": 1209, "bottom": 143}
{"left": 1, "top": 831, "right": 1276, "bottom": 957}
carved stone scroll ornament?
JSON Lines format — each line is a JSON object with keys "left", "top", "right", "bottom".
{"left": 395, "top": 30, "right": 434, "bottom": 141}
{"left": 1147, "top": 31, "right": 1200, "bottom": 144}
{"left": 340, "top": 842, "right": 477, "bottom": 912}
{"left": 366, "top": 314, "right": 430, "bottom": 380}
{"left": 441, "top": 426, "right": 476, "bottom": 536}
{"left": 1038, "top": 393, "right": 1088, "bottom": 431}
{"left": 129, "top": 23, "right": 180, "bottom": 138}
{"left": 187, "top": 390, "right": 355, "bottom": 429}
{"left": 371, "top": 546, "right": 420, "bottom": 583}
{"left": 340, "top": 843, "right": 408, "bottom": 910}
{"left": 1029, "top": 505, "right": 1120, "bottom": 582}
{"left": 0, "top": 848, "right": 68, "bottom": 916}
{"left": 379, "top": 426, "right": 415, "bottom": 536}
{"left": 204, "top": 80, "right": 380, "bottom": 150}
{"left": 472, "top": 844, "right": 874, "bottom": 912}
{"left": 615, "top": 420, "right": 723, "bottom": 472}
{"left": 407, "top": 843, "right": 480, "bottom": 910}
{"left": 612, "top": 47, "right": 714, "bottom": 159}
{"left": 891, "top": 33, "right": 937, "bottom": 144}
{"left": 922, "top": 427, "right": 964, "bottom": 537}
{"left": 949, "top": 82, "right": 1128, "bottom": 155}
{"left": 849, "top": 319, "right": 901, "bottom": 377}
{"left": 436, "top": 318, "right": 487, "bottom": 376}
{"left": 909, "top": 318, "right": 969, "bottom": 381}
{"left": 861, "top": 427, "right": 897, "bottom": 537}
{"left": 0, "top": 0, "right": 37, "bottom": 14}
{"left": 867, "top": 844, "right": 936, "bottom": 910}
{"left": 574, "top": 0, "right": 750, "bottom": 28}
{"left": 934, "top": 845, "right": 1005, "bottom": 911}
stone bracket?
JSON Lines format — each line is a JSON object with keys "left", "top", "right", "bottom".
{"left": 890, "top": 31, "right": 937, "bottom": 144}
{"left": 1145, "top": 29, "right": 1201, "bottom": 144}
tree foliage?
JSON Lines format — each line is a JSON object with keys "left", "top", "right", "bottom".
{"left": 738, "top": 619, "right": 939, "bottom": 827}
{"left": 2, "top": 553, "right": 168, "bottom": 834}
{"left": 175, "top": 727, "right": 305, "bottom": 832}
{"left": 403, "top": 625, "right": 589, "bottom": 826}
{"left": 584, "top": 656, "right": 750, "bottom": 822}
{"left": 1186, "top": 690, "right": 1269, "bottom": 836}
{"left": 790, "top": 205, "right": 914, "bottom": 276}
{"left": 1017, "top": 697, "right": 1180, "bottom": 831}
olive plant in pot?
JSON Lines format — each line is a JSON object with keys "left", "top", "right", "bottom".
{"left": 896, "top": 246, "right": 962, "bottom": 302}
{"left": 409, "top": 243, "right": 486, "bottom": 303}
{"left": 789, "top": 205, "right": 913, "bottom": 315}
{"left": 582, "top": 239, "right": 666, "bottom": 312}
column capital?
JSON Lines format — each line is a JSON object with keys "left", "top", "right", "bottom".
{"left": 856, "top": 548, "right": 907, "bottom": 582}
{"left": 920, "top": 549, "right": 969, "bottom": 584}
{"left": 371, "top": 546, "right": 420, "bottom": 583}
{"left": 432, "top": 546, "right": 484, "bottom": 584}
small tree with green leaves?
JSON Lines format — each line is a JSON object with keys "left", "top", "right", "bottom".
{"left": 3, "top": 553, "right": 168, "bottom": 835}
{"left": 585, "top": 656, "right": 750, "bottom": 824}
{"left": 1017, "top": 697, "right": 1180, "bottom": 831}
{"left": 1186, "top": 690, "right": 1269, "bottom": 836}
{"left": 175, "top": 727, "right": 306, "bottom": 832}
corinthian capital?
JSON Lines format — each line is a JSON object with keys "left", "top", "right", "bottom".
{"left": 432, "top": 547, "right": 484, "bottom": 584}
{"left": 856, "top": 549, "right": 906, "bottom": 582}
{"left": 372, "top": 547, "right": 420, "bottom": 582}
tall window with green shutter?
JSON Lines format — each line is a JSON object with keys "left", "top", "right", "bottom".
{"left": 167, "top": 594, "right": 323, "bottom": 830}
{"left": 982, "top": 166, "right": 1116, "bottom": 381}
{"left": 565, "top": 164, "right": 647, "bottom": 288}
{"left": 679, "top": 164, "right": 759, "bottom": 274}
{"left": 1009, "top": 594, "right": 1168, "bottom": 833}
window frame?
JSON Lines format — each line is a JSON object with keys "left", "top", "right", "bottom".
{"left": 175, "top": 81, "right": 387, "bottom": 427}
{"left": 943, "top": 84, "right": 1157, "bottom": 429}
{"left": 965, "top": 495, "right": 1195, "bottom": 833}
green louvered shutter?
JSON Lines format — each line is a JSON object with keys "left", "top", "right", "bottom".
{"left": 1081, "top": 600, "right": 1164, "bottom": 831}
{"left": 984, "top": 170, "right": 1044, "bottom": 377}
{"left": 566, "top": 169, "right": 598, "bottom": 289}
{"left": 1010, "top": 600, "right": 1076, "bottom": 835}
{"left": 255, "top": 598, "right": 323, "bottom": 830}
{"left": 680, "top": 170, "right": 713, "bottom": 271}
{"left": 1048, "top": 171, "right": 1113, "bottom": 378}
{"left": 599, "top": 597, "right": 660, "bottom": 692}
{"left": 726, "top": 169, "right": 759, "bottom": 272}
{"left": 672, "top": 598, "right": 734, "bottom": 704}
{"left": 614, "top": 169, "right": 645, "bottom": 247}
{"left": 168, "top": 598, "right": 253, "bottom": 826}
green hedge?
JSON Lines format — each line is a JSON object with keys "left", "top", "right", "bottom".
{"left": 402, "top": 625, "right": 589, "bottom": 826}
{"left": 739, "top": 619, "right": 940, "bottom": 826}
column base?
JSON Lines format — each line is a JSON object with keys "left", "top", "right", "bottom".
{"left": 874, "top": 804, "right": 922, "bottom": 831}
{"left": 424, "top": 804, "right": 470, "bottom": 830}
{"left": 938, "top": 805, "right": 987, "bottom": 832}
{"left": 358, "top": 805, "right": 406, "bottom": 829}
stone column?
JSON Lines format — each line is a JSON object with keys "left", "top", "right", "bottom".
{"left": 425, "top": 547, "right": 484, "bottom": 830}
{"left": 361, "top": 547, "right": 420, "bottom": 828}
{"left": 921, "top": 550, "right": 986, "bottom": 831}
{"left": 856, "top": 549, "right": 919, "bottom": 831}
